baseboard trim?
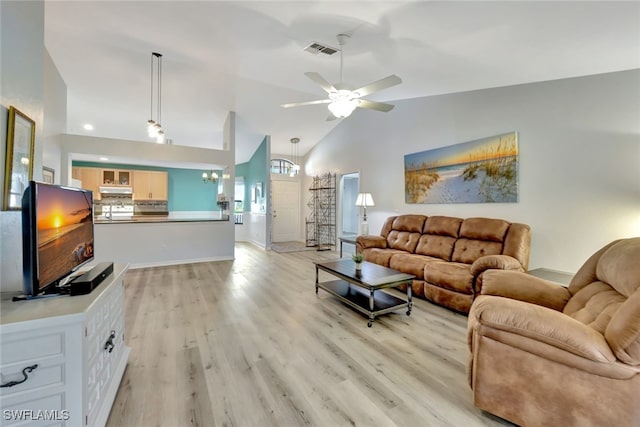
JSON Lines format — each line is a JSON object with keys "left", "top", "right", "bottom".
{"left": 128, "top": 256, "right": 234, "bottom": 269}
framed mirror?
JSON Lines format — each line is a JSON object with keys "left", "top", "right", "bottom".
{"left": 3, "top": 106, "right": 35, "bottom": 210}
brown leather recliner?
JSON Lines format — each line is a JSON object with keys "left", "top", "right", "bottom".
{"left": 467, "top": 238, "right": 640, "bottom": 426}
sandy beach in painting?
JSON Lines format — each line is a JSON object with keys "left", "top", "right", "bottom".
{"left": 416, "top": 158, "right": 518, "bottom": 203}
{"left": 423, "top": 167, "right": 481, "bottom": 203}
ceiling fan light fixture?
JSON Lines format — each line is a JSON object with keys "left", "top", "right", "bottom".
{"left": 282, "top": 33, "right": 401, "bottom": 118}
{"left": 328, "top": 98, "right": 358, "bottom": 118}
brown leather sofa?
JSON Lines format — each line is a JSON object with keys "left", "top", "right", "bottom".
{"left": 356, "top": 214, "right": 531, "bottom": 313}
{"left": 468, "top": 238, "right": 640, "bottom": 426}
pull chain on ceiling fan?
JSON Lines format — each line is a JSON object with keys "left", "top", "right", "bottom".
{"left": 282, "top": 34, "right": 402, "bottom": 119}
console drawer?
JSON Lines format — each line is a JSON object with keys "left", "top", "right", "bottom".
{"left": 0, "top": 330, "right": 67, "bottom": 397}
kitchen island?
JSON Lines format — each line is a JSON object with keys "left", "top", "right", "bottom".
{"left": 94, "top": 215, "right": 234, "bottom": 267}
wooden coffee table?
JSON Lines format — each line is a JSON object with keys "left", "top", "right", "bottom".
{"left": 314, "top": 259, "right": 415, "bottom": 327}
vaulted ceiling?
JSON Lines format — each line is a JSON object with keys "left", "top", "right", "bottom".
{"left": 44, "top": 1, "right": 640, "bottom": 165}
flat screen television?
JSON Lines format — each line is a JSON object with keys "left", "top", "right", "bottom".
{"left": 22, "top": 181, "right": 94, "bottom": 296}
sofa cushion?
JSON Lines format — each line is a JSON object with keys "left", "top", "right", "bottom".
{"left": 391, "top": 214, "right": 427, "bottom": 232}
{"left": 415, "top": 235, "right": 457, "bottom": 261}
{"left": 460, "top": 217, "right": 510, "bottom": 242}
{"left": 423, "top": 216, "right": 462, "bottom": 237}
{"left": 379, "top": 216, "right": 398, "bottom": 239}
{"left": 564, "top": 282, "right": 626, "bottom": 334}
{"left": 503, "top": 223, "right": 532, "bottom": 270}
{"left": 606, "top": 290, "right": 640, "bottom": 365}
{"left": 363, "top": 248, "right": 407, "bottom": 267}
{"left": 387, "top": 230, "right": 422, "bottom": 253}
{"left": 389, "top": 253, "right": 440, "bottom": 279}
{"left": 452, "top": 238, "right": 503, "bottom": 264}
{"left": 424, "top": 261, "right": 474, "bottom": 294}
{"left": 596, "top": 238, "right": 640, "bottom": 298}
{"left": 415, "top": 216, "right": 461, "bottom": 261}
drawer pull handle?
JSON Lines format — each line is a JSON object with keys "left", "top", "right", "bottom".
{"left": 104, "top": 330, "right": 116, "bottom": 353}
{"left": 1, "top": 364, "right": 38, "bottom": 388}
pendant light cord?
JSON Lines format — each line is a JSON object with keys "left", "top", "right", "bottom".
{"left": 150, "top": 53, "right": 154, "bottom": 121}
{"left": 157, "top": 53, "right": 162, "bottom": 126}
{"left": 339, "top": 45, "right": 343, "bottom": 85}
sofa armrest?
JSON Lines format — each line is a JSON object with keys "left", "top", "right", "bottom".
{"left": 470, "top": 295, "right": 616, "bottom": 363}
{"left": 480, "top": 270, "right": 572, "bottom": 311}
{"left": 470, "top": 254, "right": 524, "bottom": 277}
{"left": 356, "top": 235, "right": 387, "bottom": 252}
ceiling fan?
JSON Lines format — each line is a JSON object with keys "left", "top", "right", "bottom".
{"left": 282, "top": 34, "right": 402, "bottom": 120}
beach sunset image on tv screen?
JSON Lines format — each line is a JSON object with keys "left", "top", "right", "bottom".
{"left": 36, "top": 185, "right": 93, "bottom": 287}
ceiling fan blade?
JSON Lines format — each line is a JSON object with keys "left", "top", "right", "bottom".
{"left": 281, "top": 99, "right": 331, "bottom": 108}
{"left": 357, "top": 99, "right": 395, "bottom": 112}
{"left": 305, "top": 72, "right": 336, "bottom": 93}
{"left": 354, "top": 74, "right": 402, "bottom": 97}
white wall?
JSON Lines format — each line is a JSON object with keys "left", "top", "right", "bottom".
{"left": 0, "top": 1, "right": 45, "bottom": 291}
{"left": 58, "top": 133, "right": 234, "bottom": 186}
{"left": 94, "top": 221, "right": 234, "bottom": 267}
{"left": 244, "top": 212, "right": 268, "bottom": 249}
{"left": 42, "top": 49, "right": 67, "bottom": 183}
{"left": 305, "top": 70, "right": 640, "bottom": 273}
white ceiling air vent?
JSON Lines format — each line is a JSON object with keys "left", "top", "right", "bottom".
{"left": 303, "top": 42, "right": 339, "bottom": 56}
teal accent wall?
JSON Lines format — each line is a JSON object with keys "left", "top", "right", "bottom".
{"left": 235, "top": 137, "right": 268, "bottom": 212}
{"left": 73, "top": 161, "right": 221, "bottom": 211}
{"left": 235, "top": 162, "right": 249, "bottom": 178}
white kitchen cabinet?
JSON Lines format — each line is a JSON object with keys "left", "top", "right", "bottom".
{"left": 0, "top": 264, "right": 130, "bottom": 427}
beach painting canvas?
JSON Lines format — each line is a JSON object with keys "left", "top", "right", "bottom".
{"left": 404, "top": 132, "right": 519, "bottom": 204}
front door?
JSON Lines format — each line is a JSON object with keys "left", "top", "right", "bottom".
{"left": 272, "top": 180, "right": 300, "bottom": 242}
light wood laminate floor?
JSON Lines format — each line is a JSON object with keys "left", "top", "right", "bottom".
{"left": 107, "top": 243, "right": 512, "bottom": 427}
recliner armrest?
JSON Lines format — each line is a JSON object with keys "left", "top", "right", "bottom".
{"left": 470, "top": 295, "right": 616, "bottom": 363}
{"left": 356, "top": 235, "right": 387, "bottom": 252}
{"left": 481, "top": 270, "right": 571, "bottom": 312}
{"left": 470, "top": 254, "right": 524, "bottom": 276}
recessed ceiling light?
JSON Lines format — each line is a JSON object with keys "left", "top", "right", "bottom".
{"left": 99, "top": 157, "right": 109, "bottom": 161}
{"left": 83, "top": 123, "right": 94, "bottom": 131}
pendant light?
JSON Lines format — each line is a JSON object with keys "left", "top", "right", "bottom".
{"left": 147, "top": 52, "right": 166, "bottom": 143}
{"left": 290, "top": 137, "right": 300, "bottom": 176}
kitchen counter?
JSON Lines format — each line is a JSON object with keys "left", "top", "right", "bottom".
{"left": 95, "top": 215, "right": 229, "bottom": 224}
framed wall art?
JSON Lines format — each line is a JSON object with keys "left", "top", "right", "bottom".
{"left": 43, "top": 166, "right": 55, "bottom": 184}
{"left": 404, "top": 132, "right": 519, "bottom": 204}
{"left": 3, "top": 106, "right": 35, "bottom": 210}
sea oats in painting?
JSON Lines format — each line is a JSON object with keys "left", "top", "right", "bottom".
{"left": 404, "top": 132, "right": 519, "bottom": 204}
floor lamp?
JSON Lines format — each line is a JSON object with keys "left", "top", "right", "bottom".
{"left": 355, "top": 193, "right": 375, "bottom": 235}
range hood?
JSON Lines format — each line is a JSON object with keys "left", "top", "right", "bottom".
{"left": 99, "top": 186, "right": 133, "bottom": 194}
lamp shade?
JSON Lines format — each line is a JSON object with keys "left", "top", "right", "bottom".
{"left": 355, "top": 193, "right": 375, "bottom": 207}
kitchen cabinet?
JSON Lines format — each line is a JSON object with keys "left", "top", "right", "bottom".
{"left": 132, "top": 170, "right": 168, "bottom": 200}
{"left": 72, "top": 167, "right": 102, "bottom": 200}
{"left": 101, "top": 169, "right": 131, "bottom": 186}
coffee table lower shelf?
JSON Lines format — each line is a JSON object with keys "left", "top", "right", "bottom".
{"left": 316, "top": 279, "right": 410, "bottom": 327}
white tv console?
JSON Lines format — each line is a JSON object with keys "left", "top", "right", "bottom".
{"left": 0, "top": 263, "right": 130, "bottom": 427}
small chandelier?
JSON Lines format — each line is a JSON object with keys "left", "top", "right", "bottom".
{"left": 202, "top": 171, "right": 218, "bottom": 183}
{"left": 147, "top": 52, "right": 166, "bottom": 143}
